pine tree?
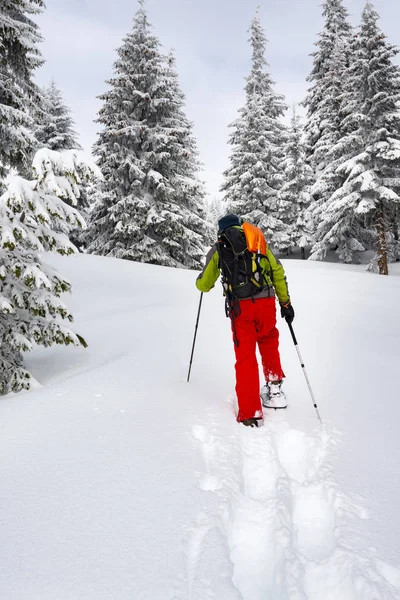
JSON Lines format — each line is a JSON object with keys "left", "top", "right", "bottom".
{"left": 308, "top": 31, "right": 371, "bottom": 264}
{"left": 310, "top": 2, "right": 400, "bottom": 273}
{"left": 206, "top": 196, "right": 225, "bottom": 228}
{"left": 203, "top": 196, "right": 225, "bottom": 246}
{"left": 0, "top": 0, "right": 45, "bottom": 181}
{"left": 221, "top": 11, "right": 288, "bottom": 248}
{"left": 303, "top": 0, "right": 352, "bottom": 175}
{"left": 303, "top": 0, "right": 353, "bottom": 243}
{"left": 0, "top": 148, "right": 101, "bottom": 394}
{"left": 33, "top": 79, "right": 88, "bottom": 248}
{"left": 34, "top": 80, "right": 82, "bottom": 151}
{"left": 279, "top": 107, "right": 313, "bottom": 259}
{"left": 87, "top": 1, "right": 209, "bottom": 268}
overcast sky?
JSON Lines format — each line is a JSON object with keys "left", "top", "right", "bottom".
{"left": 34, "top": 0, "right": 400, "bottom": 198}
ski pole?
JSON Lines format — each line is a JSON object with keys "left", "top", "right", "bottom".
{"left": 287, "top": 322, "right": 323, "bottom": 424}
{"left": 187, "top": 292, "right": 204, "bottom": 383}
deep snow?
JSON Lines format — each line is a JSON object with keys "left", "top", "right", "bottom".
{"left": 1, "top": 253, "right": 400, "bottom": 599}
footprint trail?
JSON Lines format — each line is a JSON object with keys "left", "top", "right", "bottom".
{"left": 188, "top": 411, "right": 400, "bottom": 600}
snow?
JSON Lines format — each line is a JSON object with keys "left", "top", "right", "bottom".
{"left": 33, "top": 148, "right": 102, "bottom": 182}
{"left": 1, "top": 253, "right": 400, "bottom": 599}
{"left": 0, "top": 295, "right": 14, "bottom": 313}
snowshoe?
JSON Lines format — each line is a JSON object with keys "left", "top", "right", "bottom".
{"left": 260, "top": 381, "right": 287, "bottom": 409}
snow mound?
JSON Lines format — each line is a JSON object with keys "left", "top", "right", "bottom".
{"left": 0, "top": 253, "right": 399, "bottom": 599}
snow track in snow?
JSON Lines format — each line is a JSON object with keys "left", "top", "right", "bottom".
{"left": 190, "top": 409, "right": 400, "bottom": 600}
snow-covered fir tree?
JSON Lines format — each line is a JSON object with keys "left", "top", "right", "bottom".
{"left": 310, "top": 2, "right": 400, "bottom": 274}
{"left": 309, "top": 39, "right": 353, "bottom": 206}
{"left": 206, "top": 196, "right": 225, "bottom": 228}
{"left": 0, "top": 0, "right": 45, "bottom": 182}
{"left": 203, "top": 196, "right": 225, "bottom": 246}
{"left": 0, "top": 149, "right": 101, "bottom": 394}
{"left": 303, "top": 0, "right": 353, "bottom": 241}
{"left": 279, "top": 107, "right": 313, "bottom": 259}
{"left": 308, "top": 30, "right": 371, "bottom": 264}
{"left": 221, "top": 11, "right": 288, "bottom": 249}
{"left": 34, "top": 80, "right": 82, "bottom": 152}
{"left": 33, "top": 79, "right": 91, "bottom": 249}
{"left": 303, "top": 0, "right": 352, "bottom": 175}
{"left": 87, "top": 1, "right": 209, "bottom": 268}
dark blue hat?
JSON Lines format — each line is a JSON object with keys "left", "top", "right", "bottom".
{"left": 218, "top": 214, "right": 241, "bottom": 233}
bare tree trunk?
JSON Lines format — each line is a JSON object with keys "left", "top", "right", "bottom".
{"left": 393, "top": 216, "right": 399, "bottom": 242}
{"left": 391, "top": 211, "right": 400, "bottom": 262}
{"left": 376, "top": 205, "right": 389, "bottom": 275}
{"left": 301, "top": 246, "right": 306, "bottom": 260}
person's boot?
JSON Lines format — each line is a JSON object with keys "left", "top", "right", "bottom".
{"left": 241, "top": 418, "right": 258, "bottom": 427}
{"left": 261, "top": 381, "right": 287, "bottom": 409}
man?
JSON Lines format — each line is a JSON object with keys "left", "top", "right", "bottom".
{"left": 196, "top": 214, "right": 294, "bottom": 427}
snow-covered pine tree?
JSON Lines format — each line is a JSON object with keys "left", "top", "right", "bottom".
{"left": 206, "top": 196, "right": 225, "bottom": 228}
{"left": 87, "top": 1, "right": 208, "bottom": 268}
{"left": 0, "top": 0, "right": 45, "bottom": 182}
{"left": 221, "top": 11, "right": 288, "bottom": 248}
{"left": 34, "top": 80, "right": 82, "bottom": 152}
{"left": 303, "top": 0, "right": 353, "bottom": 244}
{"left": 308, "top": 30, "right": 371, "bottom": 264}
{"left": 279, "top": 107, "right": 313, "bottom": 259}
{"left": 203, "top": 196, "right": 225, "bottom": 246}
{"left": 33, "top": 79, "right": 91, "bottom": 249}
{"left": 310, "top": 2, "right": 400, "bottom": 273}
{"left": 0, "top": 149, "right": 101, "bottom": 394}
{"left": 303, "top": 0, "right": 352, "bottom": 175}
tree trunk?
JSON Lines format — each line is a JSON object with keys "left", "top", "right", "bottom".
{"left": 393, "top": 216, "right": 399, "bottom": 242}
{"left": 300, "top": 246, "right": 306, "bottom": 260}
{"left": 391, "top": 212, "right": 400, "bottom": 262}
{"left": 376, "top": 206, "right": 389, "bottom": 275}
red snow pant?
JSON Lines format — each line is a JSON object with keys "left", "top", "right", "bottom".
{"left": 232, "top": 297, "right": 285, "bottom": 422}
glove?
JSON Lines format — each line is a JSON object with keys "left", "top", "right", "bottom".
{"left": 280, "top": 301, "right": 295, "bottom": 324}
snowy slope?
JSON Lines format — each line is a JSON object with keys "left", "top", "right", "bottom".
{"left": 1, "top": 253, "right": 400, "bottom": 600}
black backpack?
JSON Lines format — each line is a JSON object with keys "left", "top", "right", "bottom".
{"left": 217, "top": 227, "right": 270, "bottom": 315}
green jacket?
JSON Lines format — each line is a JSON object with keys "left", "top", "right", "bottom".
{"left": 196, "top": 232, "right": 290, "bottom": 304}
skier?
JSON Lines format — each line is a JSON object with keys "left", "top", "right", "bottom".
{"left": 196, "top": 214, "right": 294, "bottom": 427}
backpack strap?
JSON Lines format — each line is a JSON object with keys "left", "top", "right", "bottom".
{"left": 216, "top": 237, "right": 240, "bottom": 347}
{"left": 217, "top": 231, "right": 242, "bottom": 315}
